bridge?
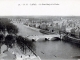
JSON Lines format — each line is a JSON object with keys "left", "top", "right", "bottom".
{"left": 26, "top": 34, "right": 62, "bottom": 41}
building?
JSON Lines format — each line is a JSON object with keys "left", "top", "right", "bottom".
{"left": 39, "top": 23, "right": 48, "bottom": 30}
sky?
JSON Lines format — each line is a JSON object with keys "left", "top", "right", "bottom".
{"left": 0, "top": 0, "right": 80, "bottom": 16}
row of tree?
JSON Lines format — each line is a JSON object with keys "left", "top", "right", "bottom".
{"left": 16, "top": 36, "right": 35, "bottom": 54}
{"left": 0, "top": 18, "right": 18, "bottom": 34}
{"left": 0, "top": 18, "right": 35, "bottom": 55}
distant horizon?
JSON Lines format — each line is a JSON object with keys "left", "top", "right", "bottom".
{"left": 0, "top": 16, "right": 80, "bottom": 22}
{"left": 0, "top": 16, "right": 79, "bottom": 19}
{"left": 0, "top": 16, "right": 80, "bottom": 17}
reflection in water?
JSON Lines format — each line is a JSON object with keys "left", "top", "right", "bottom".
{"left": 33, "top": 41, "right": 80, "bottom": 59}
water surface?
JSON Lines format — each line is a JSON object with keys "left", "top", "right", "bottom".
{"left": 34, "top": 41, "right": 80, "bottom": 59}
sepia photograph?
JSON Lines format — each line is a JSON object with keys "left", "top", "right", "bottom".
{"left": 0, "top": 0, "right": 80, "bottom": 60}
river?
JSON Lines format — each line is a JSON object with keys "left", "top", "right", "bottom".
{"left": 14, "top": 23, "right": 80, "bottom": 59}
{"left": 34, "top": 41, "right": 80, "bottom": 59}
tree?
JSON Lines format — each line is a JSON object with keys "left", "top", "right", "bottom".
{"left": 16, "top": 36, "right": 26, "bottom": 53}
{"left": 6, "top": 23, "right": 18, "bottom": 35}
{"left": 5, "top": 35, "right": 15, "bottom": 49}
{"left": 0, "top": 18, "right": 19, "bottom": 54}
{"left": 0, "top": 18, "right": 10, "bottom": 32}
{"left": 16, "top": 36, "right": 35, "bottom": 54}
{"left": 70, "top": 28, "right": 76, "bottom": 37}
{"left": 0, "top": 34, "right": 4, "bottom": 54}
{"left": 0, "top": 18, "right": 18, "bottom": 35}
{"left": 0, "top": 22, "right": 5, "bottom": 32}
{"left": 0, "top": 34, "right": 4, "bottom": 44}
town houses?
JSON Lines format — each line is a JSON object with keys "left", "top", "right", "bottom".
{"left": 9, "top": 18, "right": 29, "bottom": 23}
{"left": 8, "top": 17, "right": 80, "bottom": 38}
{"left": 23, "top": 18, "right": 80, "bottom": 38}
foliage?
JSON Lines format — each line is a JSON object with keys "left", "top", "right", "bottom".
{"left": 0, "top": 34, "right": 4, "bottom": 43}
{"left": 0, "top": 22, "right": 5, "bottom": 32}
{"left": 39, "top": 29, "right": 50, "bottom": 34}
{"left": 0, "top": 18, "right": 18, "bottom": 35}
{"left": 5, "top": 35, "right": 15, "bottom": 48}
{"left": 16, "top": 36, "right": 35, "bottom": 53}
{"left": 6, "top": 23, "right": 18, "bottom": 34}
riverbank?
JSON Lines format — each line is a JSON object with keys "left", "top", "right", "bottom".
{"left": 62, "top": 35, "right": 80, "bottom": 45}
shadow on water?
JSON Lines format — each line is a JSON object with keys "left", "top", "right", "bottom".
{"left": 62, "top": 40, "right": 80, "bottom": 48}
